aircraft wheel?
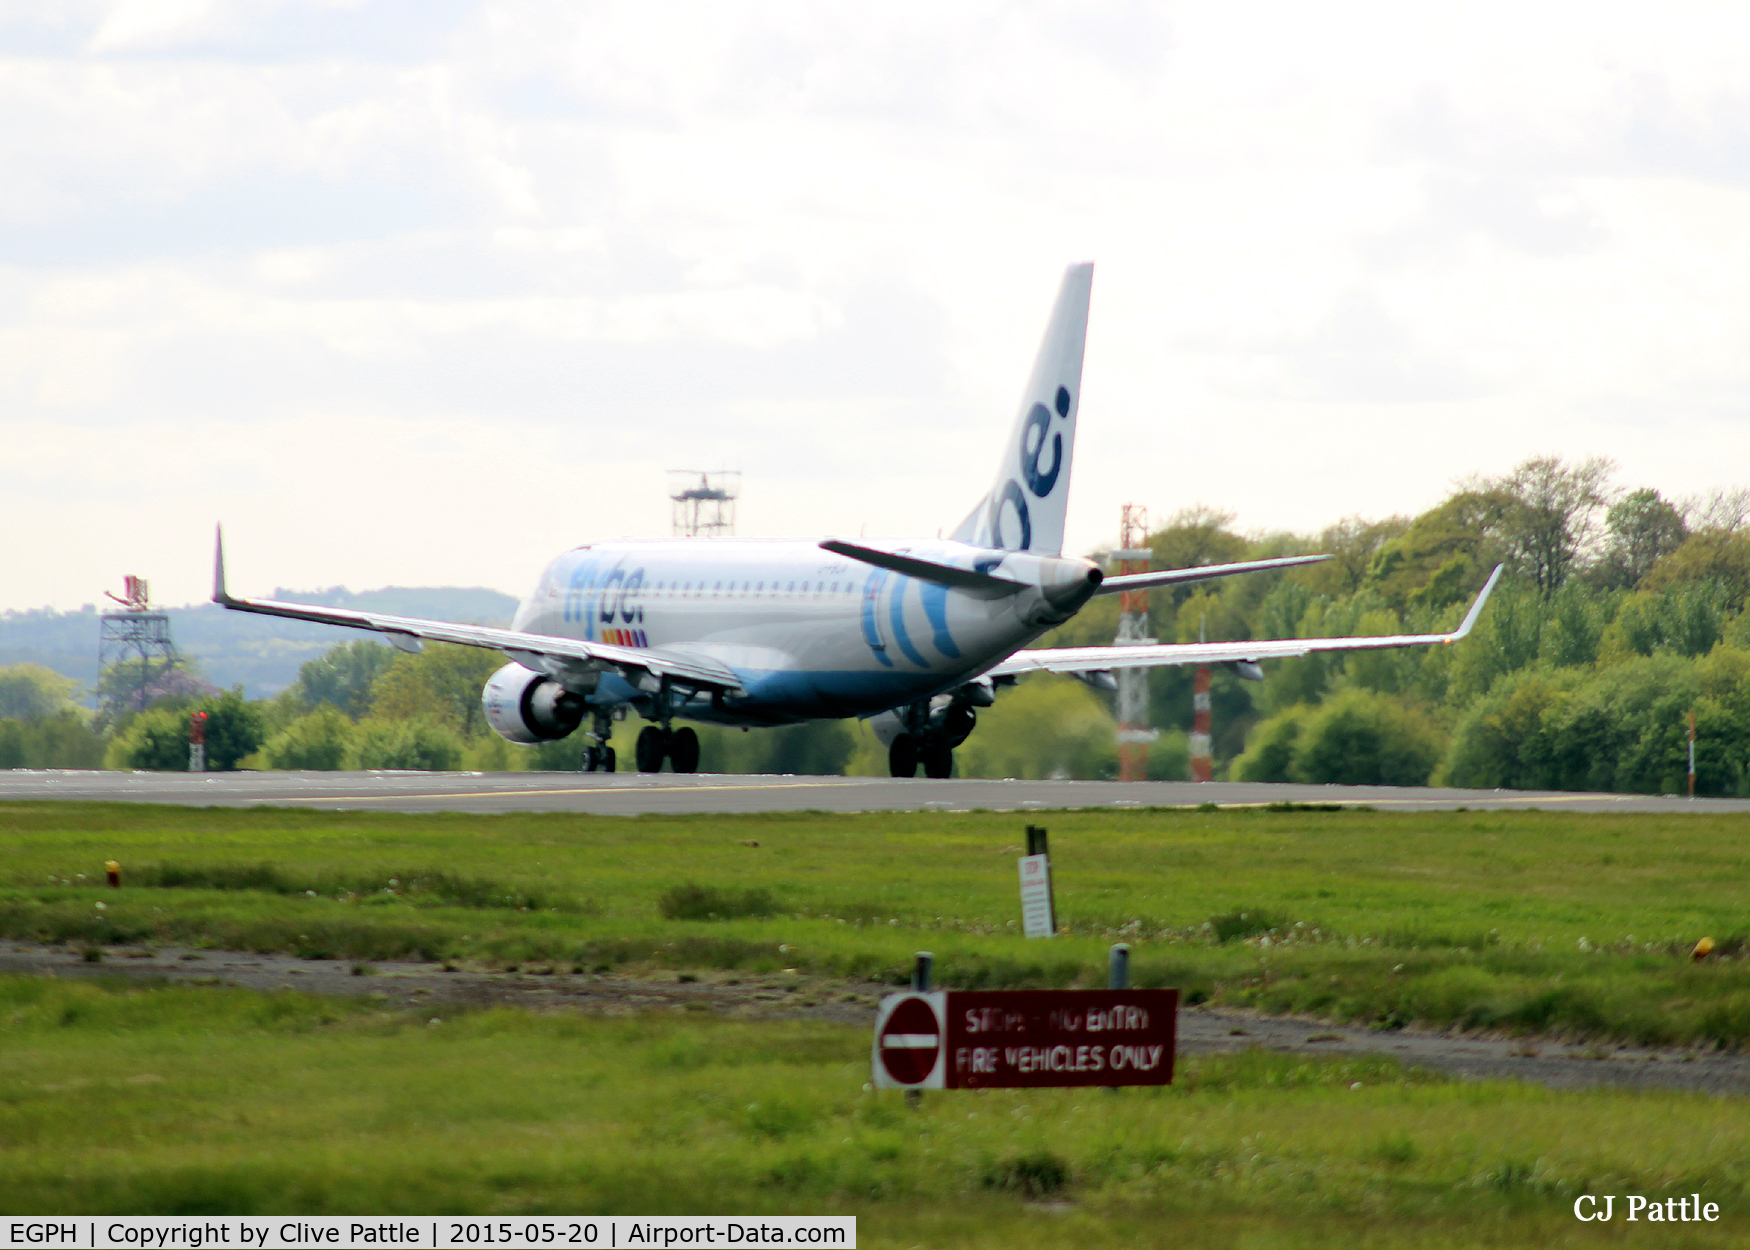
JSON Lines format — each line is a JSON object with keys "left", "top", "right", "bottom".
{"left": 635, "top": 726, "right": 667, "bottom": 773}
{"left": 601, "top": 746, "right": 616, "bottom": 773}
{"left": 888, "top": 734, "right": 919, "bottom": 778}
{"left": 580, "top": 746, "right": 598, "bottom": 773}
{"left": 669, "top": 726, "right": 700, "bottom": 773}
{"left": 922, "top": 743, "right": 953, "bottom": 779}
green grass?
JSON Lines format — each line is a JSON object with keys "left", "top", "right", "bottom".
{"left": 7, "top": 801, "right": 1750, "bottom": 1045}
{"left": 2, "top": 975, "right": 1746, "bottom": 1246}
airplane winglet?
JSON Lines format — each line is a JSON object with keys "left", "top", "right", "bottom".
{"left": 213, "top": 525, "right": 233, "bottom": 605}
{"left": 1448, "top": 564, "right": 1503, "bottom": 642}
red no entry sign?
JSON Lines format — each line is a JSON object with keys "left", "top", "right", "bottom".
{"left": 874, "top": 993, "right": 945, "bottom": 1086}
{"left": 872, "top": 989, "right": 1177, "bottom": 1090}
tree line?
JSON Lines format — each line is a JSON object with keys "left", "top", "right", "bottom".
{"left": 5, "top": 452, "right": 1746, "bottom": 790}
{"left": 1040, "top": 455, "right": 1750, "bottom": 794}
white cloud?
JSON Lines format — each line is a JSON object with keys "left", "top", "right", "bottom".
{"left": 5, "top": 1, "right": 1750, "bottom": 610}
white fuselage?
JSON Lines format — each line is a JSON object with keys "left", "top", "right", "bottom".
{"left": 511, "top": 538, "right": 1079, "bottom": 725}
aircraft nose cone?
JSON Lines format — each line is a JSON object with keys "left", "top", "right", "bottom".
{"left": 1039, "top": 557, "right": 1104, "bottom": 613}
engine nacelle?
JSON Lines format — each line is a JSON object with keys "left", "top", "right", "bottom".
{"left": 867, "top": 694, "right": 978, "bottom": 749}
{"left": 482, "top": 662, "right": 588, "bottom": 744}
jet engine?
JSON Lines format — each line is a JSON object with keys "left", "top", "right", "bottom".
{"left": 482, "top": 662, "right": 588, "bottom": 743}
{"left": 867, "top": 692, "right": 978, "bottom": 749}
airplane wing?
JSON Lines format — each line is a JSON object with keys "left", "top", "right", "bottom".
{"left": 210, "top": 529, "right": 743, "bottom": 694}
{"left": 987, "top": 565, "right": 1503, "bottom": 679}
{"left": 1096, "top": 553, "right": 1330, "bottom": 594}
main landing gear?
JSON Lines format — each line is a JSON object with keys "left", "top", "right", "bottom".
{"left": 580, "top": 711, "right": 616, "bottom": 773}
{"left": 887, "top": 696, "right": 977, "bottom": 779}
{"left": 635, "top": 724, "right": 700, "bottom": 774}
{"left": 889, "top": 734, "right": 954, "bottom": 779}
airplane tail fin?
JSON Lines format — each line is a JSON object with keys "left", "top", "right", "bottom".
{"left": 951, "top": 263, "right": 1093, "bottom": 555}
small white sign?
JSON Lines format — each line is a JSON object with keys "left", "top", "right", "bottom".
{"left": 1018, "top": 853, "right": 1055, "bottom": 938}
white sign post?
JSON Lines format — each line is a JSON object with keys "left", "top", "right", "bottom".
{"left": 1018, "top": 853, "right": 1055, "bottom": 938}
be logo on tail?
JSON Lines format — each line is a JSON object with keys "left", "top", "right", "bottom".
{"left": 989, "top": 384, "right": 1073, "bottom": 551}
{"left": 975, "top": 263, "right": 1092, "bottom": 555}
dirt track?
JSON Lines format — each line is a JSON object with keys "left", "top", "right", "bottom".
{"left": 7, "top": 939, "right": 1750, "bottom": 1097}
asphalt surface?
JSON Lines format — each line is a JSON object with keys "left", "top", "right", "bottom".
{"left": 6, "top": 769, "right": 1750, "bottom": 815}
{"left": 8, "top": 940, "right": 1747, "bottom": 1096}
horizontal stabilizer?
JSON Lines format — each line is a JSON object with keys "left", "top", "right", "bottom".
{"left": 1097, "top": 553, "right": 1329, "bottom": 595}
{"left": 819, "top": 540, "right": 1028, "bottom": 598}
{"left": 990, "top": 565, "right": 1504, "bottom": 678}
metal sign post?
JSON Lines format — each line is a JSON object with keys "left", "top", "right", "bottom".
{"left": 1019, "top": 824, "right": 1056, "bottom": 938}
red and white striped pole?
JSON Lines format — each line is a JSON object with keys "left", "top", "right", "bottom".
{"left": 1190, "top": 665, "right": 1213, "bottom": 782}
{"left": 1689, "top": 709, "right": 1697, "bottom": 799}
{"left": 1113, "top": 505, "right": 1157, "bottom": 782}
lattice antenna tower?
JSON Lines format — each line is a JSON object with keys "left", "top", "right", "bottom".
{"left": 668, "top": 470, "right": 740, "bottom": 538}
{"left": 99, "top": 576, "right": 180, "bottom": 714}
{"left": 1113, "top": 505, "right": 1159, "bottom": 781}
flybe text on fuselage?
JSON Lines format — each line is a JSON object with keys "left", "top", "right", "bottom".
{"left": 511, "top": 540, "right": 1070, "bottom": 722}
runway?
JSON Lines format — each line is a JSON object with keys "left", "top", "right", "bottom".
{"left": 5, "top": 769, "right": 1750, "bottom": 816}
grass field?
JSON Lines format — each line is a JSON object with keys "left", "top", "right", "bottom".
{"left": 2, "top": 974, "right": 1746, "bottom": 1246}
{"left": 5, "top": 801, "right": 1750, "bottom": 1046}
{"left": 5, "top": 800, "right": 1750, "bottom": 1242}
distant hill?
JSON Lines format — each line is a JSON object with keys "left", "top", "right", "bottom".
{"left": 0, "top": 587, "right": 519, "bottom": 701}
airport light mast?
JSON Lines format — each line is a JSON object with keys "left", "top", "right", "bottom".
{"left": 668, "top": 470, "right": 740, "bottom": 538}
{"left": 1113, "top": 505, "right": 1158, "bottom": 781}
{"left": 98, "top": 576, "right": 180, "bottom": 714}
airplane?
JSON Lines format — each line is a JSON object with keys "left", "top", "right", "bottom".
{"left": 213, "top": 262, "right": 1501, "bottom": 777}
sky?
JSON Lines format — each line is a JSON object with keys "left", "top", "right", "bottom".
{"left": 4, "top": 1, "right": 1750, "bottom": 612}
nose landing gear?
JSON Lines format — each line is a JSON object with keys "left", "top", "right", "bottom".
{"left": 580, "top": 710, "right": 617, "bottom": 772}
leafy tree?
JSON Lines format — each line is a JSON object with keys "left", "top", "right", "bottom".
{"left": 1538, "top": 579, "right": 1617, "bottom": 669}
{"left": 464, "top": 732, "right": 519, "bottom": 772}
{"left": 201, "top": 688, "right": 266, "bottom": 770}
{"left": 1364, "top": 491, "right": 1502, "bottom": 612}
{"left": 1684, "top": 486, "right": 1750, "bottom": 533}
{"left": 94, "top": 662, "right": 219, "bottom": 731}
{"left": 368, "top": 644, "right": 504, "bottom": 738}
{"left": 1603, "top": 581, "right": 1728, "bottom": 660}
{"left": 0, "top": 664, "right": 80, "bottom": 721}
{"left": 1484, "top": 454, "right": 1616, "bottom": 597}
{"left": 1232, "top": 706, "right": 1312, "bottom": 783}
{"left": 1436, "top": 651, "right": 1750, "bottom": 795}
{"left": 1305, "top": 515, "right": 1411, "bottom": 597}
{"left": 1440, "top": 670, "right": 1573, "bottom": 791}
{"left": 1641, "top": 530, "right": 1750, "bottom": 612}
{"left": 105, "top": 708, "right": 187, "bottom": 771}
{"left": 1443, "top": 576, "right": 1546, "bottom": 705}
{"left": 353, "top": 719, "right": 465, "bottom": 770}
{"left": 1148, "top": 506, "right": 1248, "bottom": 608}
{"left": 0, "top": 712, "right": 104, "bottom": 769}
{"left": 292, "top": 641, "right": 395, "bottom": 719}
{"left": 1291, "top": 689, "right": 1445, "bottom": 785}
{"left": 692, "top": 721, "right": 857, "bottom": 775}
{"left": 260, "top": 706, "right": 355, "bottom": 770}
{"left": 1236, "top": 691, "right": 1443, "bottom": 786}
{"left": 1591, "top": 488, "right": 1688, "bottom": 590}
{"left": 948, "top": 677, "right": 1118, "bottom": 780}
{"left": 105, "top": 688, "right": 262, "bottom": 772}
